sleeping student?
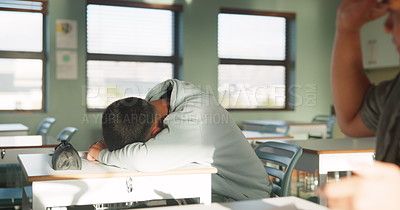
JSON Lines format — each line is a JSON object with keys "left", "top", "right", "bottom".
{"left": 87, "top": 79, "right": 272, "bottom": 202}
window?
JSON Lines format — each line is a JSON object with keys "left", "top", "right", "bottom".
{"left": 218, "top": 9, "right": 296, "bottom": 110}
{"left": 0, "top": 0, "right": 47, "bottom": 111}
{"left": 86, "top": 0, "right": 181, "bottom": 110}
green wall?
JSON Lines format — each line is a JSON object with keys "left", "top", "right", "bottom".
{"left": 0, "top": 0, "right": 340, "bottom": 150}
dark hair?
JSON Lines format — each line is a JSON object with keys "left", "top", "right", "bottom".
{"left": 102, "top": 97, "right": 156, "bottom": 151}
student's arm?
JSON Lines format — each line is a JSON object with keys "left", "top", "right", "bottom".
{"left": 332, "top": 0, "right": 387, "bottom": 136}
{"left": 87, "top": 139, "right": 107, "bottom": 161}
{"left": 97, "top": 124, "right": 208, "bottom": 172}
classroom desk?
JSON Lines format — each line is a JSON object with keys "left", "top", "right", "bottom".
{"left": 242, "top": 120, "right": 328, "bottom": 139}
{"left": 18, "top": 153, "right": 217, "bottom": 210}
{"left": 0, "top": 124, "right": 29, "bottom": 136}
{"left": 0, "top": 135, "right": 57, "bottom": 164}
{"left": 134, "top": 196, "right": 327, "bottom": 210}
{"left": 242, "top": 130, "right": 294, "bottom": 148}
{"left": 243, "top": 130, "right": 293, "bottom": 140}
{"left": 288, "top": 137, "right": 376, "bottom": 205}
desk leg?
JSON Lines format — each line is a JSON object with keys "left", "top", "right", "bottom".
{"left": 198, "top": 175, "right": 212, "bottom": 204}
{"left": 318, "top": 173, "right": 327, "bottom": 206}
{"left": 32, "top": 183, "right": 46, "bottom": 210}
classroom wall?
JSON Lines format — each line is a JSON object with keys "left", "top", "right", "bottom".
{"left": 0, "top": 0, "right": 341, "bottom": 150}
{"left": 366, "top": 67, "right": 400, "bottom": 84}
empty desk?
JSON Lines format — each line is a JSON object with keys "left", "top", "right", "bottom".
{"left": 18, "top": 153, "right": 217, "bottom": 210}
{"left": 242, "top": 120, "right": 327, "bottom": 139}
{"left": 288, "top": 137, "right": 375, "bottom": 205}
{"left": 0, "top": 135, "right": 57, "bottom": 164}
{"left": 0, "top": 124, "right": 29, "bottom": 136}
{"left": 242, "top": 130, "right": 293, "bottom": 148}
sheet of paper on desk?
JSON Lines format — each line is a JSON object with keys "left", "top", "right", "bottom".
{"left": 273, "top": 204, "right": 298, "bottom": 210}
{"left": 218, "top": 202, "right": 299, "bottom": 210}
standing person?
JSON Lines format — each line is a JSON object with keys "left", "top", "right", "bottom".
{"left": 332, "top": 0, "right": 400, "bottom": 164}
{"left": 87, "top": 79, "right": 271, "bottom": 202}
{"left": 324, "top": 0, "right": 400, "bottom": 209}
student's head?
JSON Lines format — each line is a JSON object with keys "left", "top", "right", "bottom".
{"left": 385, "top": 0, "right": 400, "bottom": 52}
{"left": 102, "top": 97, "right": 156, "bottom": 151}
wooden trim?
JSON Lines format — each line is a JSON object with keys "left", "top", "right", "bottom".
{"left": 15, "top": 0, "right": 46, "bottom": 2}
{"left": 285, "top": 15, "right": 296, "bottom": 110}
{"left": 24, "top": 166, "right": 217, "bottom": 182}
{"left": 41, "top": 11, "right": 47, "bottom": 111}
{"left": 173, "top": 11, "right": 181, "bottom": 79}
{"left": 246, "top": 136, "right": 292, "bottom": 141}
{"left": 0, "top": 7, "right": 40, "bottom": 13}
{"left": 220, "top": 8, "right": 295, "bottom": 19}
{"left": 87, "top": 0, "right": 182, "bottom": 11}
{"left": 87, "top": 53, "right": 175, "bottom": 63}
{"left": 0, "top": 51, "right": 44, "bottom": 59}
{"left": 220, "top": 58, "right": 286, "bottom": 66}
{"left": 27, "top": 168, "right": 217, "bottom": 182}
{"left": 227, "top": 108, "right": 293, "bottom": 111}
{"left": 303, "top": 148, "right": 375, "bottom": 155}
{"left": 1, "top": 144, "right": 57, "bottom": 149}
{"left": 42, "top": 0, "right": 47, "bottom": 14}
{"left": 0, "top": 0, "right": 48, "bottom": 14}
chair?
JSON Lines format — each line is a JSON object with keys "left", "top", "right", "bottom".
{"left": 255, "top": 141, "right": 303, "bottom": 197}
{"left": 35, "top": 117, "right": 56, "bottom": 135}
{"left": 310, "top": 115, "right": 336, "bottom": 138}
{"left": 0, "top": 188, "right": 22, "bottom": 208}
{"left": 56, "top": 127, "right": 78, "bottom": 142}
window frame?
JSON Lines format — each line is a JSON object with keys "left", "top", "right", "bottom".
{"left": 0, "top": 0, "right": 48, "bottom": 112}
{"left": 218, "top": 8, "right": 296, "bottom": 111}
{"left": 85, "top": 0, "right": 182, "bottom": 112}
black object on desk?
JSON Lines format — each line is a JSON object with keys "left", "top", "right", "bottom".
{"left": 51, "top": 127, "right": 81, "bottom": 170}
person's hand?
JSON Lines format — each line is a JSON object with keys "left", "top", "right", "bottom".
{"left": 322, "top": 161, "right": 400, "bottom": 210}
{"left": 87, "top": 139, "right": 107, "bottom": 161}
{"left": 336, "top": 0, "right": 388, "bottom": 33}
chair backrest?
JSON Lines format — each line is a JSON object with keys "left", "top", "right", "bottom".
{"left": 35, "top": 117, "right": 56, "bottom": 135}
{"left": 56, "top": 127, "right": 78, "bottom": 143}
{"left": 311, "top": 115, "right": 336, "bottom": 138}
{"left": 255, "top": 141, "right": 303, "bottom": 197}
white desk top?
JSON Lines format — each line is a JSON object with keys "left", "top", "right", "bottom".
{"left": 134, "top": 196, "right": 327, "bottom": 210}
{"left": 0, "top": 135, "right": 42, "bottom": 148}
{"left": 242, "top": 130, "right": 293, "bottom": 140}
{"left": 0, "top": 135, "right": 58, "bottom": 148}
{"left": 0, "top": 123, "right": 29, "bottom": 132}
{"left": 243, "top": 120, "right": 326, "bottom": 127}
{"left": 287, "top": 137, "right": 376, "bottom": 154}
{"left": 18, "top": 153, "right": 217, "bottom": 182}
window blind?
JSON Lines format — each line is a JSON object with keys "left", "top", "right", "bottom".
{"left": 87, "top": 4, "right": 173, "bottom": 56}
{"left": 218, "top": 13, "right": 286, "bottom": 60}
{"left": 0, "top": 0, "right": 47, "bottom": 13}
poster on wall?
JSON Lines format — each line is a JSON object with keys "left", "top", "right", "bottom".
{"left": 56, "top": 19, "right": 77, "bottom": 49}
{"left": 56, "top": 50, "right": 78, "bottom": 80}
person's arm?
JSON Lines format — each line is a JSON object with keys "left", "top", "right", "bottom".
{"left": 98, "top": 126, "right": 206, "bottom": 172}
{"left": 323, "top": 161, "right": 400, "bottom": 210}
{"left": 87, "top": 139, "right": 107, "bottom": 161}
{"left": 332, "top": 0, "right": 387, "bottom": 136}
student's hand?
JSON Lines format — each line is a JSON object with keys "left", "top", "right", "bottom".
{"left": 322, "top": 161, "right": 400, "bottom": 210}
{"left": 87, "top": 139, "right": 107, "bottom": 161}
{"left": 336, "top": 0, "right": 388, "bottom": 33}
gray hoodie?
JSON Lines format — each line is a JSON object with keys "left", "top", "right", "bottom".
{"left": 99, "top": 79, "right": 271, "bottom": 201}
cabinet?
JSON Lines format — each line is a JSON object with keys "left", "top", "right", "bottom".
{"left": 361, "top": 15, "right": 399, "bottom": 69}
